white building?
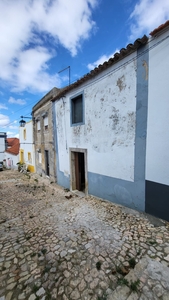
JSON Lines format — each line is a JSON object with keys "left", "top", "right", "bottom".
{"left": 19, "top": 120, "right": 35, "bottom": 172}
{"left": 53, "top": 35, "right": 148, "bottom": 211}
{"left": 4, "top": 138, "right": 19, "bottom": 169}
{"left": 145, "top": 20, "right": 169, "bottom": 221}
{"left": 0, "top": 132, "right": 7, "bottom": 163}
{"left": 53, "top": 20, "right": 169, "bottom": 221}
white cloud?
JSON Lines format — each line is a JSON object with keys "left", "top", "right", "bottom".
{"left": 8, "top": 125, "right": 19, "bottom": 130}
{"left": 6, "top": 131, "right": 19, "bottom": 138}
{"left": 0, "top": 114, "right": 10, "bottom": 126}
{"left": 8, "top": 97, "right": 26, "bottom": 105}
{"left": 129, "top": 0, "right": 169, "bottom": 40}
{"left": 0, "top": 0, "right": 97, "bottom": 93}
{"left": 87, "top": 50, "right": 119, "bottom": 70}
{"left": 0, "top": 104, "right": 8, "bottom": 110}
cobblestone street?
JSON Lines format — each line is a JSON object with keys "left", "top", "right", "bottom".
{"left": 0, "top": 170, "right": 169, "bottom": 300}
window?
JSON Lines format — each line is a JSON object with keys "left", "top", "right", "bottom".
{"left": 28, "top": 152, "right": 32, "bottom": 163}
{"left": 44, "top": 116, "right": 48, "bottom": 130}
{"left": 23, "top": 129, "right": 26, "bottom": 140}
{"left": 39, "top": 152, "right": 42, "bottom": 164}
{"left": 71, "top": 94, "right": 84, "bottom": 125}
{"left": 37, "top": 120, "right": 41, "bottom": 132}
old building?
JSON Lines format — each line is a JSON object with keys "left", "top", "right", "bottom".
{"left": 4, "top": 138, "right": 19, "bottom": 169}
{"left": 52, "top": 35, "right": 148, "bottom": 210}
{"left": 19, "top": 120, "right": 35, "bottom": 172}
{"left": 52, "top": 20, "right": 169, "bottom": 221}
{"left": 0, "top": 132, "right": 7, "bottom": 164}
{"left": 32, "top": 87, "right": 60, "bottom": 181}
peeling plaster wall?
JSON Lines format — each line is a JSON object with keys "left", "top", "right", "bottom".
{"left": 56, "top": 53, "right": 137, "bottom": 182}
{"left": 54, "top": 48, "right": 148, "bottom": 211}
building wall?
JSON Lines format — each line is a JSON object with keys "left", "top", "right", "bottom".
{"left": 54, "top": 47, "right": 148, "bottom": 211}
{"left": 145, "top": 29, "right": 169, "bottom": 220}
{"left": 4, "top": 152, "right": 19, "bottom": 169}
{"left": 33, "top": 101, "right": 56, "bottom": 181}
{"left": 0, "top": 132, "right": 7, "bottom": 163}
{"left": 19, "top": 121, "right": 35, "bottom": 172}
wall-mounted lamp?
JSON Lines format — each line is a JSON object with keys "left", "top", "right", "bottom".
{"left": 19, "top": 116, "right": 32, "bottom": 127}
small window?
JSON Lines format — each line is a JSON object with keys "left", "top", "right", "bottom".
{"left": 71, "top": 94, "right": 84, "bottom": 125}
{"left": 39, "top": 153, "right": 42, "bottom": 164}
{"left": 23, "top": 129, "right": 26, "bottom": 140}
{"left": 28, "top": 152, "right": 31, "bottom": 163}
{"left": 37, "top": 120, "right": 41, "bottom": 132}
{"left": 44, "top": 116, "right": 48, "bottom": 130}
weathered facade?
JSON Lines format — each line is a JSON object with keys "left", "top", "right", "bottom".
{"left": 53, "top": 35, "right": 148, "bottom": 211}
{"left": 32, "top": 87, "right": 60, "bottom": 181}
{"left": 52, "top": 20, "right": 169, "bottom": 221}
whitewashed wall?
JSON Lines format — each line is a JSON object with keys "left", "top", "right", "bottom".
{"left": 146, "top": 30, "right": 169, "bottom": 185}
{"left": 19, "top": 121, "right": 35, "bottom": 169}
{"left": 0, "top": 136, "right": 5, "bottom": 162}
{"left": 4, "top": 152, "right": 19, "bottom": 169}
{"left": 56, "top": 53, "right": 137, "bottom": 182}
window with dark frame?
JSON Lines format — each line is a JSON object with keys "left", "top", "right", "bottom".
{"left": 71, "top": 94, "right": 83, "bottom": 125}
{"left": 44, "top": 116, "right": 48, "bottom": 131}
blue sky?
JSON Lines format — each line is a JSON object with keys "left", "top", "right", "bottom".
{"left": 0, "top": 0, "right": 169, "bottom": 137}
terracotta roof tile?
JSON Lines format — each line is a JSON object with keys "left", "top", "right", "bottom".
{"left": 52, "top": 35, "right": 148, "bottom": 102}
{"left": 6, "top": 138, "right": 19, "bottom": 155}
{"left": 150, "top": 20, "right": 169, "bottom": 36}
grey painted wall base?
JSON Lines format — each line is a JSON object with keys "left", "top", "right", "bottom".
{"left": 146, "top": 180, "right": 169, "bottom": 221}
{"left": 57, "top": 171, "right": 70, "bottom": 189}
{"left": 88, "top": 171, "right": 145, "bottom": 211}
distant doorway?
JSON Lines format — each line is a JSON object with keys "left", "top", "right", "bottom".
{"left": 70, "top": 149, "right": 88, "bottom": 195}
{"left": 45, "top": 150, "right": 50, "bottom": 176}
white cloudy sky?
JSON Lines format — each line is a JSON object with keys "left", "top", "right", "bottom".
{"left": 0, "top": 0, "right": 169, "bottom": 136}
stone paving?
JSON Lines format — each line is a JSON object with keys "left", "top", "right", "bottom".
{"left": 0, "top": 169, "right": 169, "bottom": 300}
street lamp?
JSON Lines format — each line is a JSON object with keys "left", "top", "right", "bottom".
{"left": 19, "top": 116, "right": 32, "bottom": 127}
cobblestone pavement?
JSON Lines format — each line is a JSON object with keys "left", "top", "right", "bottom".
{"left": 0, "top": 170, "right": 169, "bottom": 300}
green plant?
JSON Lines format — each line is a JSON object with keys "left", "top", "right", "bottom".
{"left": 117, "top": 278, "right": 129, "bottom": 286}
{"left": 148, "top": 240, "right": 156, "bottom": 245}
{"left": 96, "top": 261, "right": 102, "bottom": 270}
{"left": 30, "top": 252, "right": 36, "bottom": 257}
{"left": 17, "top": 162, "right": 24, "bottom": 172}
{"left": 41, "top": 248, "right": 47, "bottom": 255}
{"left": 42, "top": 265, "right": 51, "bottom": 274}
{"left": 32, "top": 284, "right": 39, "bottom": 293}
{"left": 45, "top": 290, "right": 52, "bottom": 299}
{"left": 137, "top": 248, "right": 141, "bottom": 255}
{"left": 130, "top": 279, "right": 140, "bottom": 292}
{"left": 34, "top": 178, "right": 38, "bottom": 183}
{"left": 128, "top": 258, "right": 136, "bottom": 269}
